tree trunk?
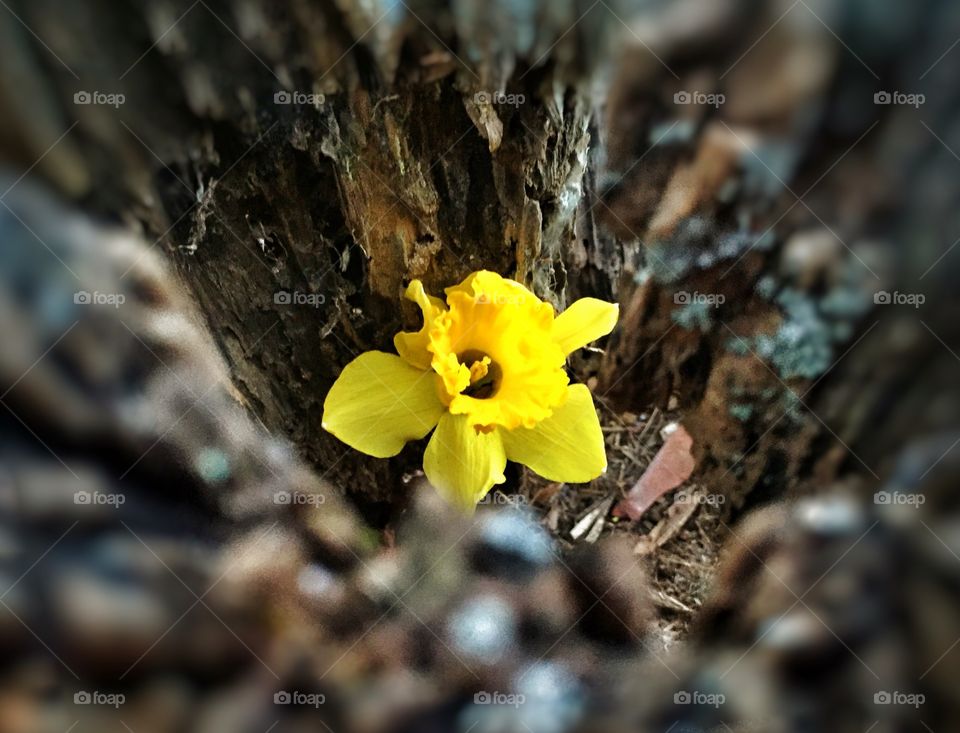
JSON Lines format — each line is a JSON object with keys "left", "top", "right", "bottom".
{"left": 0, "top": 0, "right": 631, "bottom": 512}
{"left": 3, "top": 2, "right": 960, "bottom": 731}
{"left": 2, "top": 0, "right": 957, "bottom": 517}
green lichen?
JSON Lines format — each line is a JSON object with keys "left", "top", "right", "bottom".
{"left": 740, "top": 142, "right": 800, "bottom": 198}
{"left": 755, "top": 275, "right": 778, "bottom": 299}
{"left": 725, "top": 337, "right": 751, "bottom": 356}
{"left": 649, "top": 119, "right": 696, "bottom": 146}
{"left": 671, "top": 300, "right": 714, "bottom": 333}
{"left": 727, "top": 254, "right": 873, "bottom": 382}
{"left": 646, "top": 240, "right": 698, "bottom": 283}
{"left": 633, "top": 267, "right": 652, "bottom": 286}
{"left": 770, "top": 294, "right": 833, "bottom": 379}
{"left": 753, "top": 227, "right": 777, "bottom": 252}
{"left": 741, "top": 288, "right": 836, "bottom": 380}
{"left": 729, "top": 403, "right": 754, "bottom": 421}
{"left": 716, "top": 178, "right": 740, "bottom": 204}
{"left": 781, "top": 388, "right": 803, "bottom": 421}
{"left": 820, "top": 285, "right": 871, "bottom": 319}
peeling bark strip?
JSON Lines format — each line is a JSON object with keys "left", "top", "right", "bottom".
{"left": 1, "top": 0, "right": 956, "bottom": 514}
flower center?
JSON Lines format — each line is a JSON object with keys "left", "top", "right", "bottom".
{"left": 458, "top": 349, "right": 501, "bottom": 399}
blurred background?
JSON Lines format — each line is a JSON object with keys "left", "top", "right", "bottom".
{"left": 0, "top": 0, "right": 958, "bottom": 731}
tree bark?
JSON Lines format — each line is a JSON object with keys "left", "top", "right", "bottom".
{"left": 0, "top": 0, "right": 628, "bottom": 510}
{"left": 1, "top": 0, "right": 957, "bottom": 518}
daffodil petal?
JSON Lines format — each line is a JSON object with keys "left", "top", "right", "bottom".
{"left": 430, "top": 270, "right": 567, "bottom": 429}
{"left": 442, "top": 270, "right": 481, "bottom": 298}
{"left": 423, "top": 412, "right": 506, "bottom": 512}
{"left": 394, "top": 280, "right": 446, "bottom": 370}
{"left": 552, "top": 298, "right": 619, "bottom": 355}
{"left": 501, "top": 384, "right": 606, "bottom": 482}
{"left": 322, "top": 351, "right": 444, "bottom": 458}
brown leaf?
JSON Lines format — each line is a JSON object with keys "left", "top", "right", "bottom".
{"left": 614, "top": 425, "right": 695, "bottom": 521}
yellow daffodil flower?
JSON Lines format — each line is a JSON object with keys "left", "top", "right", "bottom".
{"left": 321, "top": 270, "right": 619, "bottom": 512}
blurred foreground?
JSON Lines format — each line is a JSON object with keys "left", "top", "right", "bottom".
{"left": 2, "top": 0, "right": 960, "bottom": 731}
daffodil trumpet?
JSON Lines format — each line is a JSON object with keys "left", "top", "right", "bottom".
{"left": 321, "top": 270, "right": 619, "bottom": 512}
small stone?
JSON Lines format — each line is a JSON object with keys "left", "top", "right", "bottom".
{"left": 660, "top": 421, "right": 679, "bottom": 440}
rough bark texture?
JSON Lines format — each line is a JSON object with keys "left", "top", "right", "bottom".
{"left": 0, "top": 0, "right": 627, "bottom": 512}
{"left": 3, "top": 2, "right": 960, "bottom": 732}
{"left": 589, "top": 0, "right": 960, "bottom": 509}
{"left": 2, "top": 0, "right": 957, "bottom": 520}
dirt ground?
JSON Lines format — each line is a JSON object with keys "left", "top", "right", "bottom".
{"left": 509, "top": 396, "right": 728, "bottom": 646}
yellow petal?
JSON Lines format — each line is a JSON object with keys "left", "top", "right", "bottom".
{"left": 430, "top": 271, "right": 567, "bottom": 430}
{"left": 394, "top": 280, "right": 446, "bottom": 370}
{"left": 423, "top": 412, "right": 506, "bottom": 512}
{"left": 322, "top": 351, "right": 444, "bottom": 458}
{"left": 501, "top": 384, "right": 606, "bottom": 482}
{"left": 552, "top": 298, "right": 619, "bottom": 355}
{"left": 442, "top": 270, "right": 482, "bottom": 298}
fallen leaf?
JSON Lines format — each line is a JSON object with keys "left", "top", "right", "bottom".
{"left": 614, "top": 424, "right": 695, "bottom": 521}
